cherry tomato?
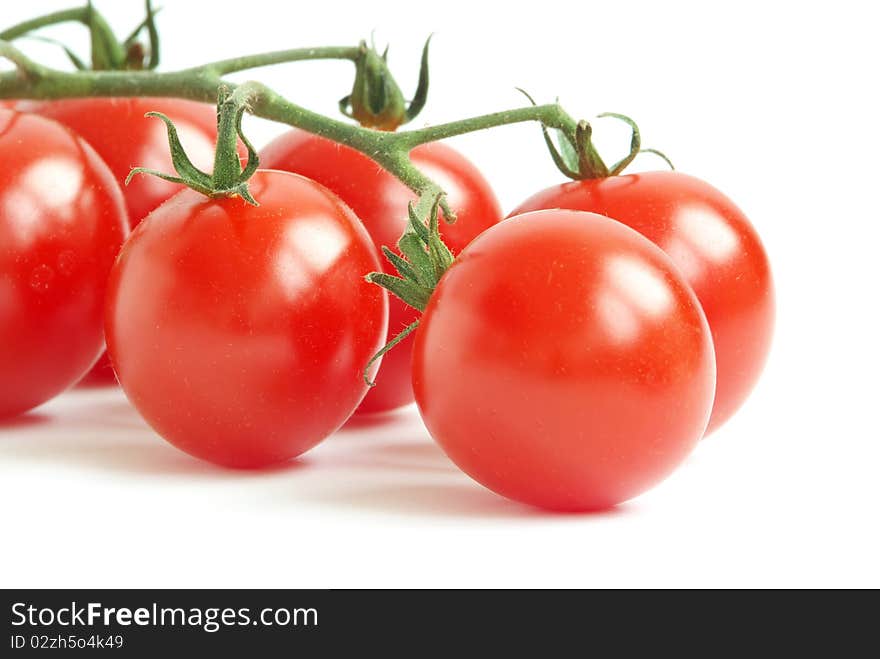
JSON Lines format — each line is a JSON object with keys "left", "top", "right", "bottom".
{"left": 0, "top": 110, "right": 128, "bottom": 418}
{"left": 511, "top": 172, "right": 774, "bottom": 434}
{"left": 413, "top": 210, "right": 716, "bottom": 511}
{"left": 260, "top": 132, "right": 502, "bottom": 414}
{"left": 105, "top": 171, "right": 388, "bottom": 468}
{"left": 27, "top": 98, "right": 222, "bottom": 225}
{"left": 21, "top": 97, "right": 228, "bottom": 385}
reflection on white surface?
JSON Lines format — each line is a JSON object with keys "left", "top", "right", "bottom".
{"left": 665, "top": 207, "right": 740, "bottom": 280}
{"left": 2, "top": 157, "right": 83, "bottom": 245}
{"left": 274, "top": 217, "right": 350, "bottom": 300}
{"left": 598, "top": 255, "right": 674, "bottom": 345}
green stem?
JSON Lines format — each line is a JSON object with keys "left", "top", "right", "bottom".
{"left": 0, "top": 7, "right": 89, "bottom": 41}
{"left": 0, "top": 39, "right": 578, "bottom": 210}
{"left": 205, "top": 46, "right": 361, "bottom": 76}
{"left": 399, "top": 104, "right": 578, "bottom": 147}
{"left": 212, "top": 86, "right": 246, "bottom": 189}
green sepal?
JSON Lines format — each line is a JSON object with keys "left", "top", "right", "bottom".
{"left": 363, "top": 193, "right": 456, "bottom": 372}
{"left": 640, "top": 148, "right": 675, "bottom": 170}
{"left": 338, "top": 95, "right": 354, "bottom": 119}
{"left": 234, "top": 97, "right": 260, "bottom": 182}
{"left": 143, "top": 111, "right": 214, "bottom": 188}
{"left": 127, "top": 90, "right": 262, "bottom": 207}
{"left": 122, "top": 0, "right": 161, "bottom": 70}
{"left": 0, "top": 1, "right": 161, "bottom": 72}
{"left": 555, "top": 127, "right": 580, "bottom": 173}
{"left": 515, "top": 90, "right": 672, "bottom": 180}
{"left": 362, "top": 320, "right": 420, "bottom": 387}
{"left": 342, "top": 35, "right": 432, "bottom": 130}
{"left": 397, "top": 232, "right": 435, "bottom": 288}
{"left": 125, "top": 167, "right": 213, "bottom": 198}
{"left": 345, "top": 39, "right": 408, "bottom": 130}
{"left": 365, "top": 273, "right": 430, "bottom": 312}
{"left": 86, "top": 0, "right": 126, "bottom": 70}
{"left": 382, "top": 246, "right": 420, "bottom": 283}
{"left": 404, "top": 35, "right": 432, "bottom": 123}
{"left": 575, "top": 120, "right": 609, "bottom": 178}
{"left": 406, "top": 202, "right": 431, "bottom": 242}
{"left": 516, "top": 88, "right": 581, "bottom": 178}
{"left": 230, "top": 182, "right": 258, "bottom": 206}
{"left": 598, "top": 112, "right": 641, "bottom": 175}
{"left": 541, "top": 127, "right": 581, "bottom": 180}
{"left": 23, "top": 35, "right": 88, "bottom": 70}
{"left": 426, "top": 197, "right": 454, "bottom": 280}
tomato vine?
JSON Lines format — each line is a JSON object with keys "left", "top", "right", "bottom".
{"left": 0, "top": 9, "right": 580, "bottom": 222}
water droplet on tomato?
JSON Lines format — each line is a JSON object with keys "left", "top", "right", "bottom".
{"left": 30, "top": 264, "right": 55, "bottom": 291}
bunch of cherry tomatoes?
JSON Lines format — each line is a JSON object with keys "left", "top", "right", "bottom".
{"left": 0, "top": 12, "right": 773, "bottom": 513}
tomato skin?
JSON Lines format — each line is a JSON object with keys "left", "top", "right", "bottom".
{"left": 260, "top": 131, "right": 502, "bottom": 414}
{"left": 19, "top": 97, "right": 227, "bottom": 386}
{"left": 511, "top": 172, "right": 774, "bottom": 434}
{"left": 0, "top": 110, "right": 128, "bottom": 418}
{"left": 105, "top": 171, "right": 388, "bottom": 468}
{"left": 413, "top": 211, "right": 716, "bottom": 511}
{"left": 26, "top": 98, "right": 221, "bottom": 225}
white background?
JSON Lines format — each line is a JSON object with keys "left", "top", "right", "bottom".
{"left": 1, "top": 0, "right": 878, "bottom": 588}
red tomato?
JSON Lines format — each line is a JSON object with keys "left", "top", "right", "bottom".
{"left": 27, "top": 98, "right": 221, "bottom": 225}
{"left": 511, "top": 172, "right": 774, "bottom": 434}
{"left": 260, "top": 132, "right": 502, "bottom": 414}
{"left": 21, "top": 98, "right": 226, "bottom": 386}
{"left": 0, "top": 110, "right": 128, "bottom": 418}
{"left": 105, "top": 171, "right": 388, "bottom": 468}
{"left": 413, "top": 211, "right": 716, "bottom": 511}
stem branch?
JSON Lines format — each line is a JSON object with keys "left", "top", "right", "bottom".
{"left": 203, "top": 46, "right": 361, "bottom": 76}
{"left": 0, "top": 8, "right": 89, "bottom": 41}
{"left": 0, "top": 38, "right": 578, "bottom": 208}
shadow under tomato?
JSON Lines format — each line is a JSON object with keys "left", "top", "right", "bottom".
{"left": 0, "top": 392, "right": 309, "bottom": 479}
{"left": 340, "top": 405, "right": 417, "bottom": 431}
{"left": 300, "top": 479, "right": 632, "bottom": 521}
{"left": 3, "top": 426, "right": 311, "bottom": 479}
{"left": 0, "top": 412, "right": 51, "bottom": 431}
{"left": 74, "top": 377, "right": 119, "bottom": 390}
{"left": 325, "top": 439, "right": 457, "bottom": 474}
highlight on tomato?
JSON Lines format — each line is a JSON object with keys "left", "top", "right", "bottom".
{"left": 367, "top": 204, "right": 716, "bottom": 511}
{"left": 0, "top": 109, "right": 128, "bottom": 419}
{"left": 1, "top": 1, "right": 212, "bottom": 228}
{"left": 260, "top": 39, "right": 501, "bottom": 415}
{"left": 23, "top": 98, "right": 233, "bottom": 386}
{"left": 511, "top": 115, "right": 774, "bottom": 434}
{"left": 29, "top": 98, "right": 225, "bottom": 227}
{"left": 106, "top": 101, "right": 388, "bottom": 468}
{"left": 261, "top": 134, "right": 501, "bottom": 415}
{"left": 4, "top": 4, "right": 237, "bottom": 386}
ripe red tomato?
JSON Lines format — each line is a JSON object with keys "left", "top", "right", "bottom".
{"left": 0, "top": 110, "right": 128, "bottom": 418}
{"left": 27, "top": 98, "right": 222, "bottom": 225}
{"left": 260, "top": 132, "right": 502, "bottom": 414}
{"left": 105, "top": 171, "right": 388, "bottom": 468}
{"left": 511, "top": 172, "right": 774, "bottom": 434}
{"left": 21, "top": 97, "right": 227, "bottom": 385}
{"left": 413, "top": 210, "right": 716, "bottom": 511}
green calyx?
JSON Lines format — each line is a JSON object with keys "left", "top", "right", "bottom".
{"left": 518, "top": 90, "right": 674, "bottom": 179}
{"left": 127, "top": 85, "right": 260, "bottom": 205}
{"left": 363, "top": 194, "right": 454, "bottom": 384}
{"left": 339, "top": 35, "right": 431, "bottom": 131}
{"left": 0, "top": 0, "right": 160, "bottom": 71}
